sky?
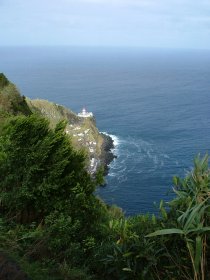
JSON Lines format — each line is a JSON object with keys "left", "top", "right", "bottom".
{"left": 1, "top": 0, "right": 210, "bottom": 49}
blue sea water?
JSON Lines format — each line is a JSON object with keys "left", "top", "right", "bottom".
{"left": 1, "top": 46, "right": 210, "bottom": 215}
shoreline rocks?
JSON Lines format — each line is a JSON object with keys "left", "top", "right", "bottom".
{"left": 100, "top": 133, "right": 117, "bottom": 176}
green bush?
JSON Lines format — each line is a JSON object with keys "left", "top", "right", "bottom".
{"left": 0, "top": 115, "right": 96, "bottom": 224}
{"left": 0, "top": 107, "right": 209, "bottom": 280}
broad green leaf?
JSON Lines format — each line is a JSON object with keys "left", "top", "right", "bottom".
{"left": 173, "top": 176, "right": 178, "bottom": 185}
{"left": 195, "top": 236, "right": 202, "bottom": 273}
{"left": 146, "top": 228, "right": 184, "bottom": 237}
{"left": 186, "top": 241, "right": 195, "bottom": 261}
{"left": 183, "top": 201, "right": 206, "bottom": 231}
{"left": 159, "top": 200, "right": 163, "bottom": 209}
{"left": 200, "top": 226, "right": 210, "bottom": 233}
{"left": 152, "top": 214, "right": 156, "bottom": 224}
{"left": 173, "top": 189, "right": 188, "bottom": 198}
{"left": 160, "top": 206, "right": 168, "bottom": 220}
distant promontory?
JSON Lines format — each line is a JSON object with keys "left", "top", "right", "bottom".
{"left": 0, "top": 73, "right": 115, "bottom": 175}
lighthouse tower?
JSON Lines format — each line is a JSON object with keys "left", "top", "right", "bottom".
{"left": 78, "top": 107, "right": 93, "bottom": 118}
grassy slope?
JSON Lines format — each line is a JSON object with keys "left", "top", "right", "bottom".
{"left": 0, "top": 73, "right": 32, "bottom": 137}
{"left": 0, "top": 73, "right": 31, "bottom": 117}
{"left": 26, "top": 98, "right": 104, "bottom": 166}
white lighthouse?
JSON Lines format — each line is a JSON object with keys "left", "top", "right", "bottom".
{"left": 78, "top": 107, "right": 93, "bottom": 118}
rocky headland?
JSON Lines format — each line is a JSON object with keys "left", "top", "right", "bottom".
{"left": 0, "top": 73, "right": 115, "bottom": 175}
{"left": 99, "top": 132, "right": 116, "bottom": 175}
{"left": 26, "top": 98, "right": 116, "bottom": 175}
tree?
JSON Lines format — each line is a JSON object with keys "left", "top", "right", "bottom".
{"left": 0, "top": 114, "right": 97, "bottom": 224}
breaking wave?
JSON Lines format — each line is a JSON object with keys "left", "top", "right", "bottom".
{"left": 103, "top": 134, "right": 177, "bottom": 185}
{"left": 97, "top": 133, "right": 183, "bottom": 215}
{"left": 101, "top": 132, "right": 120, "bottom": 156}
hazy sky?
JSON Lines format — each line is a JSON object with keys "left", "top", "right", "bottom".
{"left": 1, "top": 0, "right": 210, "bottom": 49}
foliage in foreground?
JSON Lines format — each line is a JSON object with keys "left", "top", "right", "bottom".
{"left": 0, "top": 113, "right": 209, "bottom": 279}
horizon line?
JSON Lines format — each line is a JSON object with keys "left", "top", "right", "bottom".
{"left": 0, "top": 45, "right": 210, "bottom": 52}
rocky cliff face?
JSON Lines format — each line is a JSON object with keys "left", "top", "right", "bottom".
{"left": 26, "top": 98, "right": 114, "bottom": 174}
{"left": 99, "top": 133, "right": 116, "bottom": 175}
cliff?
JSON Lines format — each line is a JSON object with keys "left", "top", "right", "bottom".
{"left": 26, "top": 98, "right": 114, "bottom": 174}
{"left": 0, "top": 73, "right": 114, "bottom": 175}
{"left": 0, "top": 73, "right": 114, "bottom": 174}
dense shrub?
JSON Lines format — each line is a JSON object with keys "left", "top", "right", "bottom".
{"left": 0, "top": 115, "right": 97, "bottom": 223}
{"left": 0, "top": 106, "right": 209, "bottom": 279}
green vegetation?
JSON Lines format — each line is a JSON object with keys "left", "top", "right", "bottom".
{"left": 0, "top": 73, "right": 9, "bottom": 88}
{"left": 0, "top": 114, "right": 108, "bottom": 279}
{"left": 0, "top": 74, "right": 209, "bottom": 279}
{"left": 0, "top": 115, "right": 99, "bottom": 223}
{"left": 0, "top": 73, "right": 31, "bottom": 117}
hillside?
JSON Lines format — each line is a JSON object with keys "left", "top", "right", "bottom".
{"left": 26, "top": 98, "right": 111, "bottom": 173}
{"left": 0, "top": 73, "right": 31, "bottom": 117}
{"left": 0, "top": 73, "right": 114, "bottom": 174}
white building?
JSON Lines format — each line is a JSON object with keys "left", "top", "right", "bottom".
{"left": 78, "top": 108, "right": 93, "bottom": 118}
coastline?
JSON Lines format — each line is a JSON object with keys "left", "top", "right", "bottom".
{"left": 100, "top": 133, "right": 117, "bottom": 175}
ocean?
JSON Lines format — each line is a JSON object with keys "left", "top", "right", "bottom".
{"left": 1, "top": 46, "right": 210, "bottom": 215}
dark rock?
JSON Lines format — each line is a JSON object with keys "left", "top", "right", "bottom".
{"left": 100, "top": 133, "right": 117, "bottom": 176}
